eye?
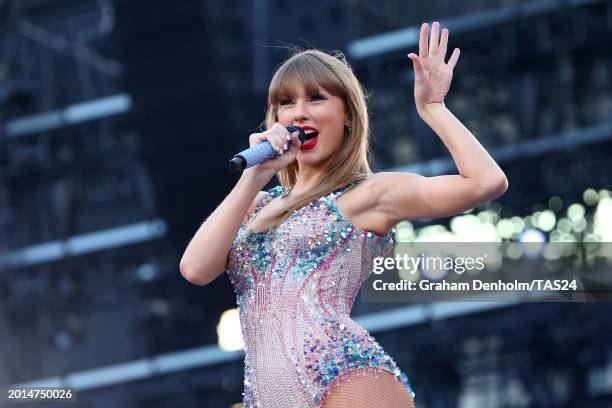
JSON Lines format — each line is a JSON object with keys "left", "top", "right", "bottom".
{"left": 311, "top": 94, "right": 326, "bottom": 101}
{"left": 279, "top": 99, "right": 293, "bottom": 106}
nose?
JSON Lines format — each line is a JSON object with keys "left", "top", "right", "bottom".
{"left": 292, "top": 99, "right": 309, "bottom": 123}
{"left": 293, "top": 114, "right": 307, "bottom": 123}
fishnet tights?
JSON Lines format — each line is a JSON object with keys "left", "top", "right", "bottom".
{"left": 320, "top": 368, "right": 415, "bottom": 408}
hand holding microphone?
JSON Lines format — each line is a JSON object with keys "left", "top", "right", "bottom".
{"left": 229, "top": 124, "right": 305, "bottom": 172}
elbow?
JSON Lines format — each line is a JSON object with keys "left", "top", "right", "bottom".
{"left": 179, "top": 260, "right": 212, "bottom": 286}
{"left": 494, "top": 174, "right": 509, "bottom": 195}
{"left": 479, "top": 174, "right": 509, "bottom": 200}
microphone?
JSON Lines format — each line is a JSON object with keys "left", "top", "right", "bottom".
{"left": 228, "top": 126, "right": 307, "bottom": 172}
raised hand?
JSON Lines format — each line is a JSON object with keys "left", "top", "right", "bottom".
{"left": 407, "top": 22, "right": 460, "bottom": 111}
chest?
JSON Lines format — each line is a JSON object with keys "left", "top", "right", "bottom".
{"left": 229, "top": 200, "right": 359, "bottom": 281}
{"left": 243, "top": 200, "right": 352, "bottom": 256}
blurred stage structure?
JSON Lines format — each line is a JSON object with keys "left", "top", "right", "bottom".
{"left": 1, "top": 0, "right": 611, "bottom": 407}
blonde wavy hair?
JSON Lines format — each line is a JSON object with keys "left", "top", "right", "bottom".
{"left": 259, "top": 48, "right": 374, "bottom": 228}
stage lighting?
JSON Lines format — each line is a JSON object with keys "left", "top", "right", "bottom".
{"left": 217, "top": 308, "right": 244, "bottom": 352}
{"left": 519, "top": 228, "right": 546, "bottom": 259}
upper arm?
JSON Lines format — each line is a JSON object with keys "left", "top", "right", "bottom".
{"left": 243, "top": 191, "right": 268, "bottom": 224}
{"left": 224, "top": 191, "right": 267, "bottom": 273}
{"left": 371, "top": 171, "right": 508, "bottom": 224}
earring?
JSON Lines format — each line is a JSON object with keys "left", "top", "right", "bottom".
{"left": 344, "top": 126, "right": 352, "bottom": 137}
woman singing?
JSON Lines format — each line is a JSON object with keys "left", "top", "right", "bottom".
{"left": 180, "top": 22, "right": 508, "bottom": 408}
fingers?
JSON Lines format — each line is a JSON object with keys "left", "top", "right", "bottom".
{"left": 289, "top": 131, "right": 301, "bottom": 151}
{"left": 265, "top": 123, "right": 288, "bottom": 154}
{"left": 248, "top": 123, "right": 291, "bottom": 154}
{"left": 407, "top": 53, "right": 425, "bottom": 79}
{"left": 249, "top": 127, "right": 300, "bottom": 172}
{"left": 274, "top": 130, "right": 299, "bottom": 156}
{"left": 447, "top": 48, "right": 460, "bottom": 70}
{"left": 272, "top": 131, "right": 300, "bottom": 165}
{"left": 248, "top": 132, "right": 265, "bottom": 147}
{"left": 272, "top": 131, "right": 287, "bottom": 154}
{"left": 418, "top": 23, "right": 428, "bottom": 59}
{"left": 429, "top": 21, "right": 440, "bottom": 56}
{"left": 439, "top": 28, "right": 449, "bottom": 61}
{"left": 271, "top": 123, "right": 287, "bottom": 154}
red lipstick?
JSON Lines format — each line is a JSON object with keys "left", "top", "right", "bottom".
{"left": 300, "top": 125, "right": 319, "bottom": 150}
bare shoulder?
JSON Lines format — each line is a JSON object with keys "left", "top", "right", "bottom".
{"left": 334, "top": 174, "right": 405, "bottom": 236}
{"left": 335, "top": 177, "right": 377, "bottom": 213}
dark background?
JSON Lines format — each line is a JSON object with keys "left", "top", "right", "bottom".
{"left": 1, "top": 0, "right": 611, "bottom": 407}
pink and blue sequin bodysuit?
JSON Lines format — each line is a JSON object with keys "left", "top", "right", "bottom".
{"left": 227, "top": 181, "right": 415, "bottom": 407}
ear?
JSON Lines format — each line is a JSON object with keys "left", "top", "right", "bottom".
{"left": 344, "top": 111, "right": 352, "bottom": 128}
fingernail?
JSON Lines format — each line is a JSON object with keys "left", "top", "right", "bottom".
{"left": 283, "top": 143, "right": 287, "bottom": 150}
{"left": 273, "top": 145, "right": 278, "bottom": 151}
{"left": 287, "top": 135, "right": 291, "bottom": 141}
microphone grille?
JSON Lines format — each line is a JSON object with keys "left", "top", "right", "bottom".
{"left": 285, "top": 126, "right": 306, "bottom": 143}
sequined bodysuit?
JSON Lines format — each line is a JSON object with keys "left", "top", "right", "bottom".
{"left": 227, "top": 181, "right": 416, "bottom": 407}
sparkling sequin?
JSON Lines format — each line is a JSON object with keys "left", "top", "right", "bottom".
{"left": 227, "top": 181, "right": 415, "bottom": 407}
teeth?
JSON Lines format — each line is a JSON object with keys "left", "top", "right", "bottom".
{"left": 304, "top": 129, "right": 318, "bottom": 134}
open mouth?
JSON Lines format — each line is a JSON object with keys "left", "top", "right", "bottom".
{"left": 301, "top": 128, "right": 319, "bottom": 150}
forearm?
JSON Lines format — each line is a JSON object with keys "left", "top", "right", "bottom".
{"left": 179, "top": 168, "right": 271, "bottom": 285}
{"left": 418, "top": 102, "right": 507, "bottom": 187}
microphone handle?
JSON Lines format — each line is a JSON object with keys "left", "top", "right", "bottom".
{"left": 228, "top": 126, "right": 305, "bottom": 172}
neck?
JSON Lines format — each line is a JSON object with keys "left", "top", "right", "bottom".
{"left": 290, "top": 167, "right": 324, "bottom": 196}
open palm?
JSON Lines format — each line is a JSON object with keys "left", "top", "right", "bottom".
{"left": 407, "top": 22, "right": 460, "bottom": 110}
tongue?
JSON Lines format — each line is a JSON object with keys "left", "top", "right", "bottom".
{"left": 302, "top": 134, "right": 318, "bottom": 146}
